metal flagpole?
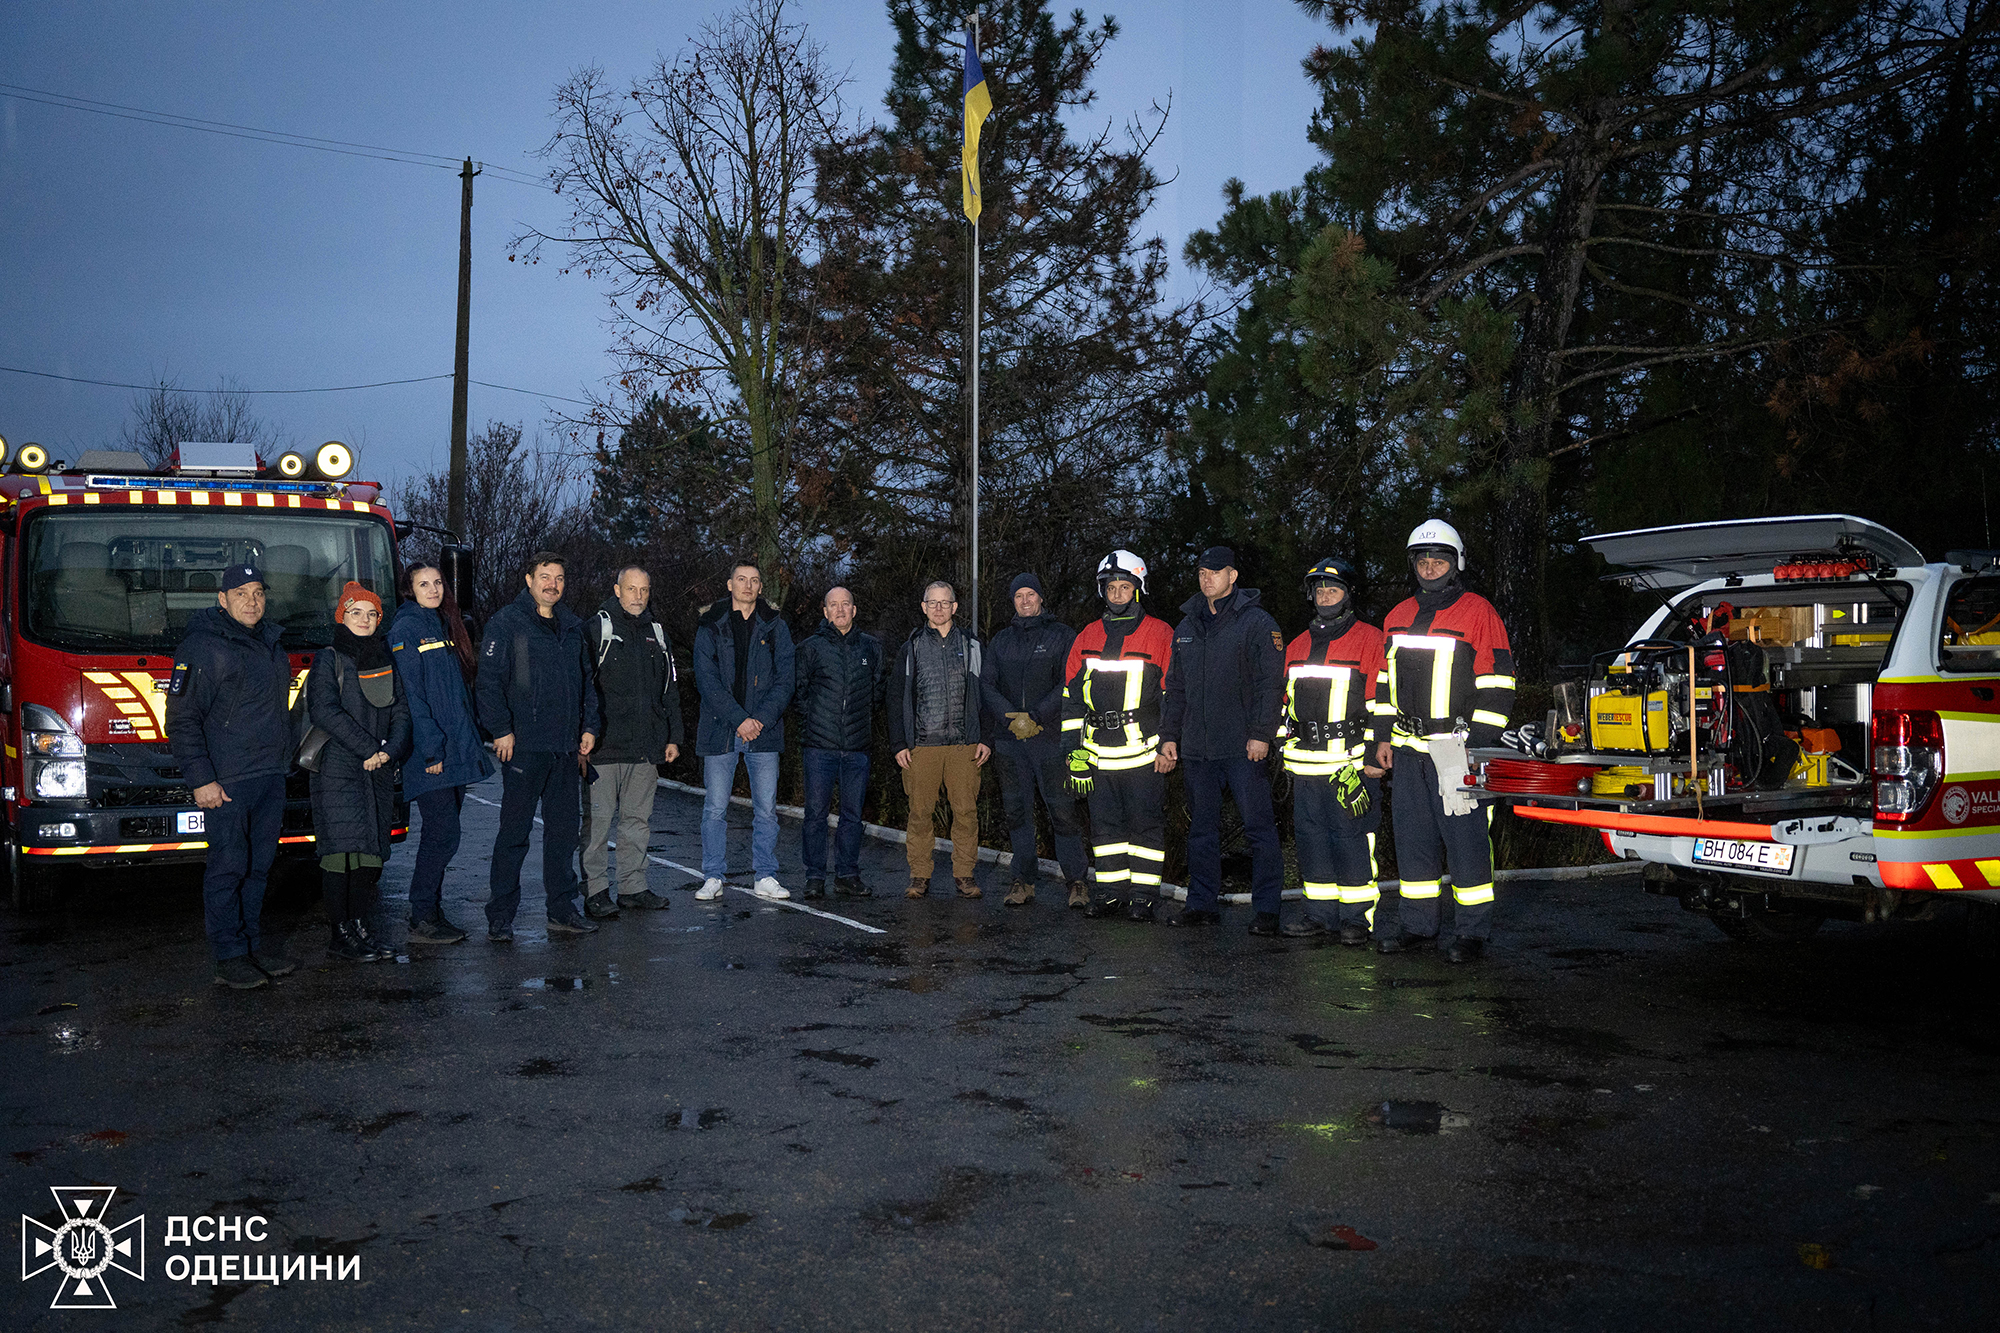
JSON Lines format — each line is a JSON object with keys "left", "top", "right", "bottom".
{"left": 968, "top": 10, "right": 981, "bottom": 637}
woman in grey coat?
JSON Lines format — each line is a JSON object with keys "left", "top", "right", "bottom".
{"left": 308, "top": 581, "right": 411, "bottom": 961}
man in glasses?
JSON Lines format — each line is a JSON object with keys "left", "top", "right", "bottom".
{"left": 888, "top": 581, "right": 990, "bottom": 900}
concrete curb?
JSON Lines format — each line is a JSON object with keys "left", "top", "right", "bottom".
{"left": 658, "top": 777, "right": 1640, "bottom": 903}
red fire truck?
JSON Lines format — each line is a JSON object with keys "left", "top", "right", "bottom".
{"left": 0, "top": 439, "right": 407, "bottom": 906}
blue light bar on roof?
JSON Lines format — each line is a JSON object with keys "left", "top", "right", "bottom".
{"left": 83, "top": 475, "right": 339, "bottom": 495}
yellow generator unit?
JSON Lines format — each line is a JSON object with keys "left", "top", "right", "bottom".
{"left": 1588, "top": 687, "right": 1672, "bottom": 753}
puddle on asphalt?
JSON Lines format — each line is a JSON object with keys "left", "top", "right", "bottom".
{"left": 521, "top": 977, "right": 589, "bottom": 991}
{"left": 1368, "top": 1101, "right": 1472, "bottom": 1134}
{"left": 798, "top": 1048, "right": 877, "bottom": 1068}
{"left": 48, "top": 1023, "right": 100, "bottom": 1054}
{"left": 669, "top": 1208, "right": 754, "bottom": 1230}
{"left": 666, "top": 1107, "right": 729, "bottom": 1131}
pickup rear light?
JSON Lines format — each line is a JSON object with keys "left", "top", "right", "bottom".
{"left": 1872, "top": 709, "right": 1944, "bottom": 823}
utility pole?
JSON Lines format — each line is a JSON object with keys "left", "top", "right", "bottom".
{"left": 447, "top": 157, "right": 481, "bottom": 538}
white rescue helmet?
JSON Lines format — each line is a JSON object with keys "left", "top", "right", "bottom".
{"left": 1097, "top": 549, "right": 1149, "bottom": 595}
{"left": 1406, "top": 518, "right": 1466, "bottom": 571}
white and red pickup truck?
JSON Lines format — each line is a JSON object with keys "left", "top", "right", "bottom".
{"left": 1477, "top": 514, "right": 2000, "bottom": 942}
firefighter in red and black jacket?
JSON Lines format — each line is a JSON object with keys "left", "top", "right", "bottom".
{"left": 1371, "top": 519, "right": 1515, "bottom": 963}
{"left": 1278, "top": 557, "right": 1387, "bottom": 945}
{"left": 1062, "top": 551, "right": 1175, "bottom": 920}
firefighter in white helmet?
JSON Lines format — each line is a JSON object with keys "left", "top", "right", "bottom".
{"left": 1062, "top": 551, "right": 1176, "bottom": 918}
{"left": 1371, "top": 519, "right": 1514, "bottom": 963}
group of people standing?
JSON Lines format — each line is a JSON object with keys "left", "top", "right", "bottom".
{"left": 166, "top": 517, "right": 1514, "bottom": 991}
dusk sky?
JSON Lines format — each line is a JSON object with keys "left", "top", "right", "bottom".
{"left": 3, "top": 1, "right": 1330, "bottom": 494}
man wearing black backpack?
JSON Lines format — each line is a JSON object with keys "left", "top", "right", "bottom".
{"left": 581, "top": 565, "right": 684, "bottom": 918}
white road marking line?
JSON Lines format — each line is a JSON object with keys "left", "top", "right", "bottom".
{"left": 464, "top": 792, "right": 883, "bottom": 935}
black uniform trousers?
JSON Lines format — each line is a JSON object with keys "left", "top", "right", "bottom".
{"left": 1293, "top": 770, "right": 1382, "bottom": 929}
{"left": 488, "top": 749, "right": 583, "bottom": 928}
{"left": 1086, "top": 764, "right": 1166, "bottom": 899}
{"left": 1388, "top": 747, "right": 1496, "bottom": 940}
{"left": 199, "top": 772, "right": 287, "bottom": 961}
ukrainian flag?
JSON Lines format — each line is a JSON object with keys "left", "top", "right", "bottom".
{"left": 962, "top": 28, "right": 991, "bottom": 223}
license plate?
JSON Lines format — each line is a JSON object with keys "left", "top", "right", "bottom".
{"left": 1691, "top": 837, "right": 1793, "bottom": 876}
{"left": 176, "top": 810, "right": 205, "bottom": 835}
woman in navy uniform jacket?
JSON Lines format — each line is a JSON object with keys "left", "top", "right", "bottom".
{"left": 389, "top": 563, "right": 495, "bottom": 944}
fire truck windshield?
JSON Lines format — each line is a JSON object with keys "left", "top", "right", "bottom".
{"left": 20, "top": 508, "right": 396, "bottom": 652}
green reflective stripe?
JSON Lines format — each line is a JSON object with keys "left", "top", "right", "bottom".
{"left": 1390, "top": 735, "right": 1431, "bottom": 752}
{"left": 1453, "top": 881, "right": 1495, "bottom": 906}
{"left": 1096, "top": 752, "right": 1158, "bottom": 771}
{"left": 1093, "top": 841, "right": 1130, "bottom": 857}
{"left": 1096, "top": 868, "right": 1131, "bottom": 883}
{"left": 1471, "top": 709, "right": 1508, "bottom": 728}
{"left": 1127, "top": 845, "right": 1165, "bottom": 862}
{"left": 1061, "top": 718, "right": 1083, "bottom": 731}
{"left": 1400, "top": 879, "right": 1442, "bottom": 899}
{"left": 1336, "top": 884, "right": 1378, "bottom": 904}
{"left": 1389, "top": 633, "right": 1457, "bottom": 716}
{"left": 1130, "top": 872, "right": 1162, "bottom": 886}
{"left": 1474, "top": 674, "right": 1515, "bottom": 690}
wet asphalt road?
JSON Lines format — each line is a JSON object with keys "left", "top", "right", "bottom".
{"left": 6, "top": 780, "right": 1999, "bottom": 1331}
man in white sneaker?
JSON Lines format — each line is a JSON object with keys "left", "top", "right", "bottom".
{"left": 690, "top": 561, "right": 795, "bottom": 901}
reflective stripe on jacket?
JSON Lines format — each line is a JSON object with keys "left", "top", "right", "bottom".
{"left": 1375, "top": 586, "right": 1515, "bottom": 749}
{"left": 1060, "top": 612, "right": 1173, "bottom": 770}
{"left": 1282, "top": 618, "right": 1385, "bottom": 776}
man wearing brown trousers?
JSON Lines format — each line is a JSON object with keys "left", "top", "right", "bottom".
{"left": 889, "top": 580, "right": 990, "bottom": 898}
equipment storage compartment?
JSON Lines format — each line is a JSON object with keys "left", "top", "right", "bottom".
{"left": 1560, "top": 581, "right": 1899, "bottom": 808}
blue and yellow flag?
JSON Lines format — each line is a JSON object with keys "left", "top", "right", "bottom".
{"left": 962, "top": 28, "right": 991, "bottom": 223}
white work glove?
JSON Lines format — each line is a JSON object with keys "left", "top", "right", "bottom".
{"left": 1432, "top": 734, "right": 1477, "bottom": 817}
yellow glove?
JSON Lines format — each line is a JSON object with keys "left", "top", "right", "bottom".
{"left": 1006, "top": 711, "right": 1043, "bottom": 741}
{"left": 1066, "top": 748, "right": 1095, "bottom": 797}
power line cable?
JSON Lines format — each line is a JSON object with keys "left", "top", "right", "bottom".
{"left": 0, "top": 364, "right": 594, "bottom": 406}
{"left": 0, "top": 82, "right": 550, "bottom": 188}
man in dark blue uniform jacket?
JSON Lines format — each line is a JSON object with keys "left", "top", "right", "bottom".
{"left": 166, "top": 563, "right": 301, "bottom": 989}
{"left": 477, "top": 551, "right": 601, "bottom": 940}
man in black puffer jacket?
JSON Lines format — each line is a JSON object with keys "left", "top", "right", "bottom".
{"left": 792, "top": 586, "right": 885, "bottom": 899}
{"left": 167, "top": 563, "right": 300, "bottom": 989}
{"left": 979, "top": 572, "right": 1087, "bottom": 906}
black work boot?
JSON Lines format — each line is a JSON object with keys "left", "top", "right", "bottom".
{"left": 584, "top": 890, "right": 621, "bottom": 920}
{"left": 834, "top": 876, "right": 872, "bottom": 899}
{"left": 328, "top": 922, "right": 368, "bottom": 962}
{"left": 1082, "top": 897, "right": 1125, "bottom": 919}
{"left": 1376, "top": 929, "right": 1437, "bottom": 955}
{"left": 1248, "top": 912, "right": 1282, "bottom": 937}
{"left": 1126, "top": 897, "right": 1156, "bottom": 923}
{"left": 803, "top": 878, "right": 827, "bottom": 900}
{"left": 1281, "top": 915, "right": 1328, "bottom": 939}
{"left": 349, "top": 919, "right": 394, "bottom": 961}
{"left": 1338, "top": 921, "right": 1372, "bottom": 947}
{"left": 1445, "top": 936, "right": 1487, "bottom": 964}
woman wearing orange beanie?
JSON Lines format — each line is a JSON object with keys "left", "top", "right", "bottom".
{"left": 307, "top": 581, "right": 411, "bottom": 961}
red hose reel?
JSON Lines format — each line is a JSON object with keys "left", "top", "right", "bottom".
{"left": 1483, "top": 758, "right": 1601, "bottom": 795}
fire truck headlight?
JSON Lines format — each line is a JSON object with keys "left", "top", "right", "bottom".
{"left": 25, "top": 730, "right": 84, "bottom": 758}
{"left": 31, "top": 759, "right": 86, "bottom": 799}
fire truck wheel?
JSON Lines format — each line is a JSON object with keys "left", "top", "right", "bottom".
{"left": 1708, "top": 905, "right": 1824, "bottom": 944}
{"left": 6, "top": 843, "right": 54, "bottom": 911}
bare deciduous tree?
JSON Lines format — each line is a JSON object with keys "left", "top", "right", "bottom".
{"left": 516, "top": 0, "right": 846, "bottom": 599}
{"left": 120, "top": 377, "right": 289, "bottom": 469}
{"left": 396, "top": 421, "right": 592, "bottom": 627}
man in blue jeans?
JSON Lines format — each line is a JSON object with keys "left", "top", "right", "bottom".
{"left": 792, "top": 586, "right": 885, "bottom": 899}
{"left": 477, "top": 551, "right": 601, "bottom": 940}
{"left": 1158, "top": 546, "right": 1287, "bottom": 934}
{"left": 691, "top": 562, "right": 796, "bottom": 901}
